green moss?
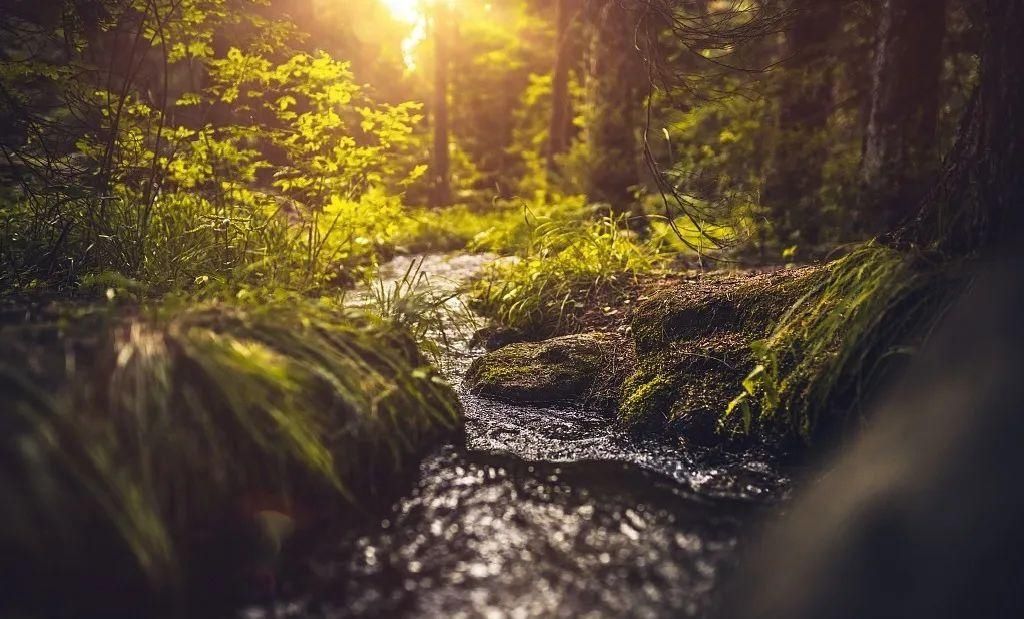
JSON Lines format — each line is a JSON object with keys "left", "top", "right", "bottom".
{"left": 466, "top": 333, "right": 617, "bottom": 403}
{"left": 630, "top": 268, "right": 821, "bottom": 356}
{"left": 619, "top": 269, "right": 822, "bottom": 441}
{"left": 619, "top": 367, "right": 678, "bottom": 426}
{"left": 470, "top": 355, "right": 552, "bottom": 385}
{"left": 726, "top": 244, "right": 968, "bottom": 440}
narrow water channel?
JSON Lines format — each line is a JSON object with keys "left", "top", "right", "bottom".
{"left": 246, "top": 254, "right": 790, "bottom": 619}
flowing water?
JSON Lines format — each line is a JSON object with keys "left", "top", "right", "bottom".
{"left": 245, "top": 254, "right": 790, "bottom": 619}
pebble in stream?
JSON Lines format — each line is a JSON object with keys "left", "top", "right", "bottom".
{"left": 242, "top": 254, "right": 789, "bottom": 619}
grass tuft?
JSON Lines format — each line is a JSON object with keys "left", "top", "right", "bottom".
{"left": 392, "top": 196, "right": 590, "bottom": 256}
{"left": 0, "top": 298, "right": 461, "bottom": 596}
{"left": 469, "top": 215, "right": 663, "bottom": 335}
{"left": 725, "top": 243, "right": 967, "bottom": 439}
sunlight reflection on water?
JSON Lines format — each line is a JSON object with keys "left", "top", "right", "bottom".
{"left": 245, "top": 253, "right": 788, "bottom": 618}
{"left": 301, "top": 447, "right": 757, "bottom": 618}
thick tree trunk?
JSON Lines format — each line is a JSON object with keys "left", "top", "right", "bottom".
{"left": 912, "top": 0, "right": 1024, "bottom": 253}
{"left": 583, "top": 0, "right": 646, "bottom": 218}
{"left": 761, "top": 1, "right": 842, "bottom": 247}
{"left": 546, "top": 0, "right": 578, "bottom": 173}
{"left": 862, "top": 0, "right": 948, "bottom": 234}
{"left": 718, "top": 7, "right": 1024, "bottom": 615}
{"left": 430, "top": 2, "right": 452, "bottom": 207}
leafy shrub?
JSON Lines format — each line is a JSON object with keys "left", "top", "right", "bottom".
{"left": 0, "top": 5, "right": 424, "bottom": 294}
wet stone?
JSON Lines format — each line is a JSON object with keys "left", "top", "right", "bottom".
{"left": 469, "top": 325, "right": 526, "bottom": 352}
{"left": 465, "top": 332, "right": 621, "bottom": 404}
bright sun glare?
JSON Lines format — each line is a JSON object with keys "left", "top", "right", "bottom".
{"left": 379, "top": 0, "right": 428, "bottom": 70}
{"left": 380, "top": 0, "right": 467, "bottom": 70}
{"left": 380, "top": 0, "right": 423, "bottom": 24}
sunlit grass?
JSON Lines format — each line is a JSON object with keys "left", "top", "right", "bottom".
{"left": 648, "top": 215, "right": 743, "bottom": 255}
{"left": 393, "top": 195, "right": 589, "bottom": 255}
{"left": 362, "top": 256, "right": 479, "bottom": 365}
{"left": 724, "top": 243, "right": 967, "bottom": 439}
{"left": 470, "top": 215, "right": 664, "bottom": 335}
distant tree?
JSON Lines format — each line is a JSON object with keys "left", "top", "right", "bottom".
{"left": 583, "top": 0, "right": 646, "bottom": 219}
{"left": 761, "top": 0, "right": 842, "bottom": 248}
{"left": 445, "top": 0, "right": 553, "bottom": 194}
{"left": 546, "top": 0, "right": 580, "bottom": 173}
{"left": 862, "top": 0, "right": 948, "bottom": 234}
{"left": 430, "top": 0, "right": 452, "bottom": 207}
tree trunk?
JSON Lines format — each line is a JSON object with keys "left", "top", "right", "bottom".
{"left": 717, "top": 5, "right": 1024, "bottom": 614}
{"left": 862, "top": 0, "right": 948, "bottom": 235}
{"left": 761, "top": 1, "right": 842, "bottom": 247}
{"left": 583, "top": 0, "right": 646, "bottom": 219}
{"left": 912, "top": 0, "right": 1024, "bottom": 253}
{"left": 430, "top": 1, "right": 452, "bottom": 207}
{"left": 546, "top": 0, "right": 578, "bottom": 173}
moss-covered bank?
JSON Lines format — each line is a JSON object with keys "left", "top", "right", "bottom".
{"left": 0, "top": 298, "right": 462, "bottom": 614}
{"left": 466, "top": 267, "right": 823, "bottom": 445}
{"left": 629, "top": 268, "right": 819, "bottom": 357}
{"left": 724, "top": 245, "right": 969, "bottom": 440}
{"left": 464, "top": 244, "right": 965, "bottom": 452}
{"left": 620, "top": 268, "right": 821, "bottom": 442}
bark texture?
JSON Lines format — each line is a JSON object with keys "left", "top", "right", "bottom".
{"left": 547, "top": 0, "right": 579, "bottom": 172}
{"left": 862, "top": 0, "right": 948, "bottom": 234}
{"left": 430, "top": 2, "right": 452, "bottom": 207}
{"left": 913, "top": 0, "right": 1024, "bottom": 253}
{"left": 583, "top": 0, "right": 646, "bottom": 217}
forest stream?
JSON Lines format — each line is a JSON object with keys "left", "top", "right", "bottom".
{"left": 245, "top": 253, "right": 791, "bottom": 619}
{"left": 4, "top": 1, "right": 1022, "bottom": 615}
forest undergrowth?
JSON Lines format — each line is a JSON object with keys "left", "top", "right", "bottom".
{"left": 1, "top": 0, "right": 1009, "bottom": 612}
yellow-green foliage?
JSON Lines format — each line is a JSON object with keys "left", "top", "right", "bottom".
{"left": 655, "top": 88, "right": 769, "bottom": 205}
{"left": 0, "top": 298, "right": 461, "bottom": 588}
{"left": 393, "top": 203, "right": 524, "bottom": 254}
{"left": 470, "top": 195, "right": 591, "bottom": 254}
{"left": 510, "top": 71, "right": 587, "bottom": 197}
{"left": 620, "top": 371, "right": 678, "bottom": 426}
{"left": 647, "top": 213, "right": 744, "bottom": 255}
{"left": 1, "top": 43, "right": 424, "bottom": 293}
{"left": 445, "top": 1, "right": 554, "bottom": 191}
{"left": 725, "top": 244, "right": 964, "bottom": 439}
{"left": 470, "top": 214, "right": 663, "bottom": 334}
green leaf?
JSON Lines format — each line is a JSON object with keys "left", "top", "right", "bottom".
{"left": 742, "top": 364, "right": 765, "bottom": 396}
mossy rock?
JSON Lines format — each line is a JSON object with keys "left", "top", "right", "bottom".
{"left": 469, "top": 324, "right": 527, "bottom": 351}
{"left": 631, "top": 267, "right": 821, "bottom": 356}
{"left": 620, "top": 268, "right": 825, "bottom": 444}
{"left": 465, "top": 332, "right": 624, "bottom": 404}
{"left": 619, "top": 332, "right": 750, "bottom": 444}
